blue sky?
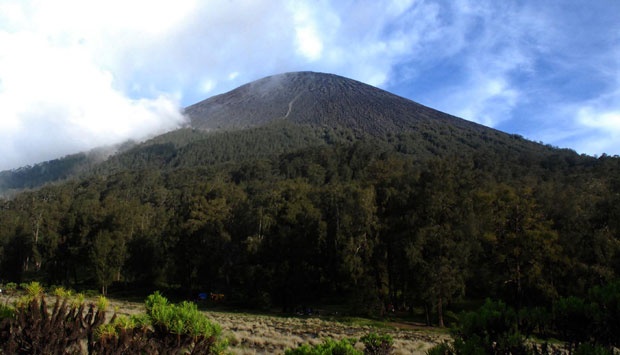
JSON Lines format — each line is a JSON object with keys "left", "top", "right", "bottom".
{"left": 0, "top": 0, "right": 618, "bottom": 170}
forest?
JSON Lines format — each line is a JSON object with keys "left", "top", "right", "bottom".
{"left": 0, "top": 122, "right": 619, "bottom": 351}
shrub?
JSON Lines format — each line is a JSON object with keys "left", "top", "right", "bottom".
{"left": 3, "top": 282, "right": 17, "bottom": 293}
{"left": 285, "top": 338, "right": 361, "bottom": 355}
{"left": 24, "top": 281, "right": 43, "bottom": 298}
{"left": 574, "top": 343, "right": 613, "bottom": 355}
{"left": 453, "top": 299, "right": 528, "bottom": 354}
{"left": 425, "top": 342, "right": 455, "bottom": 355}
{"left": 0, "top": 304, "right": 14, "bottom": 320}
{"left": 360, "top": 333, "right": 394, "bottom": 355}
{"left": 0, "top": 289, "right": 103, "bottom": 354}
{"left": 0, "top": 290, "right": 227, "bottom": 354}
{"left": 140, "top": 292, "right": 226, "bottom": 354}
{"left": 426, "top": 299, "right": 529, "bottom": 355}
{"left": 52, "top": 286, "right": 73, "bottom": 298}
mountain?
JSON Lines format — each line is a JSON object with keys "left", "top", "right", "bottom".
{"left": 185, "top": 71, "right": 480, "bottom": 134}
{"left": 99, "top": 71, "right": 577, "bottom": 175}
{"left": 0, "top": 71, "right": 582, "bottom": 195}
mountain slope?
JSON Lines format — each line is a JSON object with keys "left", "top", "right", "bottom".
{"left": 185, "top": 71, "right": 482, "bottom": 135}
{"left": 1, "top": 71, "right": 581, "bottom": 195}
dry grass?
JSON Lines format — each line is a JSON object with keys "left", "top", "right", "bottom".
{"left": 206, "top": 311, "right": 450, "bottom": 354}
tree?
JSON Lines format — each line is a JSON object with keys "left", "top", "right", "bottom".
{"left": 484, "top": 185, "right": 561, "bottom": 308}
{"left": 406, "top": 158, "right": 476, "bottom": 327}
{"left": 173, "top": 180, "right": 238, "bottom": 293}
{"left": 90, "top": 230, "right": 126, "bottom": 295}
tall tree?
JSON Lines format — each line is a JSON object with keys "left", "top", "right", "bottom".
{"left": 484, "top": 185, "right": 561, "bottom": 308}
{"left": 407, "top": 158, "right": 476, "bottom": 327}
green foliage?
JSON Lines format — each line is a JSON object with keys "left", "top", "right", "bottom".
{"left": 587, "top": 281, "right": 620, "bottom": 347}
{"left": 553, "top": 296, "right": 592, "bottom": 345}
{"left": 96, "top": 295, "right": 109, "bottom": 312}
{"left": 0, "top": 303, "right": 14, "bottom": 319}
{"left": 145, "top": 291, "right": 169, "bottom": 312}
{"left": 4, "top": 282, "right": 17, "bottom": 292}
{"left": 52, "top": 286, "right": 73, "bottom": 298}
{"left": 148, "top": 298, "right": 222, "bottom": 338}
{"left": 142, "top": 292, "right": 225, "bottom": 353}
{"left": 574, "top": 343, "right": 614, "bottom": 355}
{"left": 549, "top": 282, "right": 620, "bottom": 349}
{"left": 0, "top": 291, "right": 227, "bottom": 354}
{"left": 285, "top": 338, "right": 361, "bottom": 355}
{"left": 284, "top": 333, "right": 394, "bottom": 355}
{"left": 360, "top": 333, "right": 394, "bottom": 355}
{"left": 24, "top": 281, "right": 43, "bottom": 298}
{"left": 0, "top": 291, "right": 103, "bottom": 354}
{"left": 425, "top": 342, "right": 455, "bottom": 355}
{"left": 449, "top": 299, "right": 529, "bottom": 354}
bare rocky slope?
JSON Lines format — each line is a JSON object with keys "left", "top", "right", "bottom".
{"left": 185, "top": 71, "right": 484, "bottom": 135}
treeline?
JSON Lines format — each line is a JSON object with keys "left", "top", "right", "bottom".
{"left": 0, "top": 137, "right": 619, "bottom": 330}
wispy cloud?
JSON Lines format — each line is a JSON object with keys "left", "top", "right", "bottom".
{"left": 540, "top": 89, "right": 620, "bottom": 156}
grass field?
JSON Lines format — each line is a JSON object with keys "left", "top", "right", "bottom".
{"left": 101, "top": 298, "right": 450, "bottom": 354}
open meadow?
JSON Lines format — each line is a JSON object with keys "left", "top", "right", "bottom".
{"left": 100, "top": 297, "right": 450, "bottom": 354}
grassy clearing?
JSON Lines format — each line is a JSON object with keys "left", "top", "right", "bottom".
{"left": 105, "top": 298, "right": 451, "bottom": 354}
{"left": 205, "top": 311, "right": 450, "bottom": 354}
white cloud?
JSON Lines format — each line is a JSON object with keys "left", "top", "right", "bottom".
{"left": 416, "top": 1, "right": 546, "bottom": 127}
{"left": 569, "top": 94, "right": 620, "bottom": 155}
{"left": 0, "top": 0, "right": 188, "bottom": 171}
{"left": 200, "top": 79, "right": 216, "bottom": 95}
{"left": 450, "top": 77, "right": 520, "bottom": 127}
{"left": 578, "top": 108, "right": 620, "bottom": 130}
{"left": 291, "top": 2, "right": 324, "bottom": 61}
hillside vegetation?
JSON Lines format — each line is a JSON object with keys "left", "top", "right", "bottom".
{"left": 0, "top": 72, "right": 619, "bottom": 352}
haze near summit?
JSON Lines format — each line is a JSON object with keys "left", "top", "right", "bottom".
{"left": 0, "top": 0, "right": 618, "bottom": 171}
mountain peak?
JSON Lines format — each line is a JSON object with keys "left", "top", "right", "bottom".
{"left": 184, "top": 71, "right": 480, "bottom": 135}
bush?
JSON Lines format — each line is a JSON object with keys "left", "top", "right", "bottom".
{"left": 3, "top": 282, "right": 17, "bottom": 293}
{"left": 0, "top": 288, "right": 227, "bottom": 354}
{"left": 425, "top": 342, "right": 454, "bottom": 355}
{"left": 574, "top": 343, "right": 614, "bottom": 355}
{"left": 427, "top": 299, "right": 530, "bottom": 355}
{"left": 587, "top": 281, "right": 620, "bottom": 348}
{"left": 360, "top": 333, "right": 394, "bottom": 355}
{"left": 0, "top": 304, "right": 14, "bottom": 320}
{"left": 452, "top": 299, "right": 528, "bottom": 354}
{"left": 285, "top": 338, "right": 361, "bottom": 355}
{"left": 0, "top": 285, "right": 103, "bottom": 354}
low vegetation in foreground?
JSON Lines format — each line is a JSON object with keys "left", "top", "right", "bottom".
{"left": 0, "top": 283, "right": 446, "bottom": 354}
{"left": 0, "top": 283, "right": 226, "bottom": 354}
{"left": 1, "top": 283, "right": 619, "bottom": 354}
